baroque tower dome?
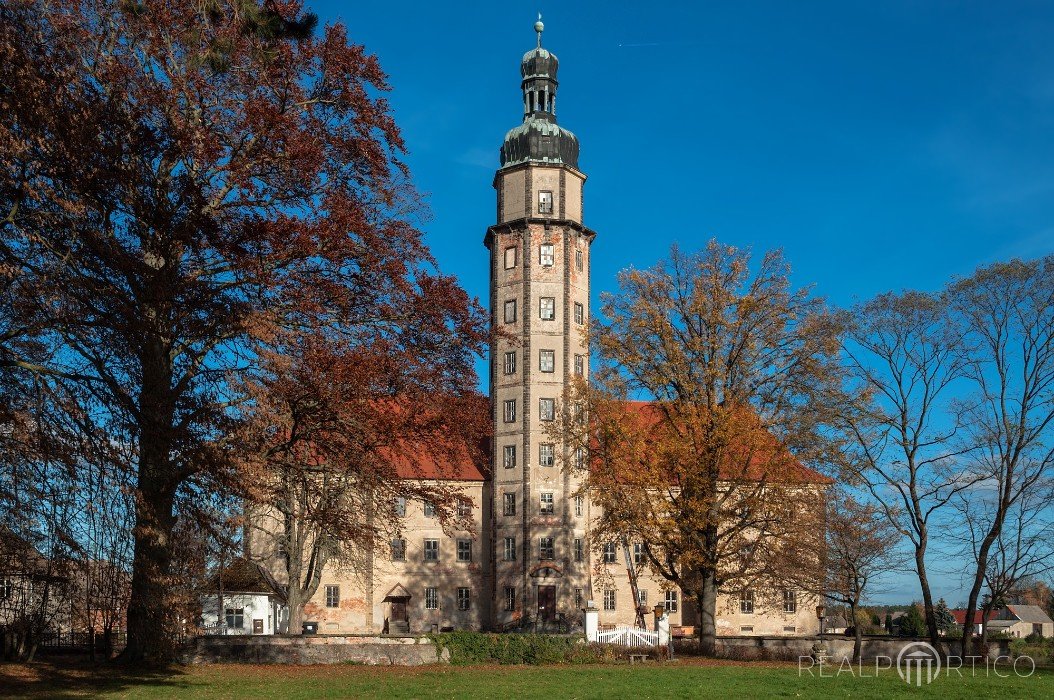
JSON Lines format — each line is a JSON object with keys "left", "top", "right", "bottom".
{"left": 499, "top": 19, "right": 580, "bottom": 169}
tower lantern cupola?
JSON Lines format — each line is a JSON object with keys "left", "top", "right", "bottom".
{"left": 500, "top": 16, "right": 580, "bottom": 169}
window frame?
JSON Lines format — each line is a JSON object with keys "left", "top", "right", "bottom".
{"left": 394, "top": 497, "right": 406, "bottom": 517}
{"left": 225, "top": 607, "right": 245, "bottom": 629}
{"left": 539, "top": 399, "right": 555, "bottom": 422}
{"left": 573, "top": 537, "right": 583, "bottom": 562}
{"left": 783, "top": 589, "right": 797, "bottom": 614}
{"left": 539, "top": 536, "right": 555, "bottom": 560}
{"left": 504, "top": 586, "right": 516, "bottom": 612}
{"left": 503, "top": 351, "right": 517, "bottom": 375}
{"left": 425, "top": 587, "right": 439, "bottom": 610}
{"left": 539, "top": 443, "right": 555, "bottom": 467}
{"left": 539, "top": 349, "right": 555, "bottom": 373}
{"left": 603, "top": 590, "right": 616, "bottom": 611}
{"left": 664, "top": 590, "right": 679, "bottom": 612}
{"left": 423, "top": 501, "right": 436, "bottom": 518}
{"left": 573, "top": 302, "right": 584, "bottom": 325}
{"left": 503, "top": 444, "right": 516, "bottom": 469}
{"left": 504, "top": 299, "right": 517, "bottom": 324}
{"left": 540, "top": 492, "right": 554, "bottom": 514}
{"left": 503, "top": 536, "right": 517, "bottom": 561}
{"left": 503, "top": 492, "right": 516, "bottom": 516}
{"left": 424, "top": 538, "right": 439, "bottom": 562}
{"left": 325, "top": 585, "right": 340, "bottom": 609}
{"left": 456, "top": 587, "right": 471, "bottom": 611}
{"left": 539, "top": 297, "right": 555, "bottom": 321}
{"left": 539, "top": 242, "right": 555, "bottom": 266}
{"left": 575, "top": 248, "right": 583, "bottom": 271}
{"left": 740, "top": 590, "right": 755, "bottom": 615}
{"left": 504, "top": 246, "right": 517, "bottom": 270}
{"left": 538, "top": 190, "right": 554, "bottom": 214}
{"left": 503, "top": 399, "right": 517, "bottom": 423}
{"left": 574, "top": 354, "right": 584, "bottom": 376}
{"left": 390, "top": 538, "right": 406, "bottom": 562}
{"left": 574, "top": 495, "right": 584, "bottom": 517}
{"left": 456, "top": 539, "right": 472, "bottom": 563}
{"left": 602, "top": 543, "right": 617, "bottom": 563}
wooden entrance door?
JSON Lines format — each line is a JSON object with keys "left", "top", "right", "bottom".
{"left": 538, "top": 585, "right": 557, "bottom": 622}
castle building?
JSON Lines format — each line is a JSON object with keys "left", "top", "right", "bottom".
{"left": 242, "top": 20, "right": 825, "bottom": 639}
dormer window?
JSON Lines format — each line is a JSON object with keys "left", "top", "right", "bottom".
{"left": 540, "top": 243, "right": 554, "bottom": 267}
{"left": 538, "top": 191, "right": 553, "bottom": 214}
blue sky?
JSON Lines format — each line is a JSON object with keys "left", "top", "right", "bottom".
{"left": 310, "top": 1, "right": 1054, "bottom": 604}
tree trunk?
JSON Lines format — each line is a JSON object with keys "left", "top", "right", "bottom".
{"left": 120, "top": 472, "right": 177, "bottom": 662}
{"left": 696, "top": 570, "right": 718, "bottom": 657}
{"left": 287, "top": 588, "right": 304, "bottom": 636}
{"left": 914, "top": 539, "right": 940, "bottom": 647}
{"left": 850, "top": 602, "right": 862, "bottom": 664}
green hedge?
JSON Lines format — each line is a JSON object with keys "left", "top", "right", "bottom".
{"left": 430, "top": 631, "right": 644, "bottom": 665}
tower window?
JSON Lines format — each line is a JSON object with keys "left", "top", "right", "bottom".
{"left": 503, "top": 492, "right": 516, "bottom": 516}
{"left": 504, "top": 351, "right": 517, "bottom": 375}
{"left": 539, "top": 537, "right": 555, "bottom": 560}
{"left": 503, "top": 399, "right": 516, "bottom": 423}
{"left": 539, "top": 398, "right": 555, "bottom": 422}
{"left": 576, "top": 249, "right": 583, "bottom": 271}
{"left": 503, "top": 444, "right": 516, "bottom": 469}
{"left": 504, "top": 536, "right": 517, "bottom": 561}
{"left": 504, "top": 246, "right": 517, "bottom": 269}
{"left": 574, "top": 447, "right": 585, "bottom": 469}
{"left": 574, "top": 354, "right": 584, "bottom": 376}
{"left": 504, "top": 299, "right": 517, "bottom": 324}
{"left": 574, "top": 538, "right": 584, "bottom": 562}
{"left": 574, "top": 494, "right": 584, "bottom": 516}
{"left": 540, "top": 242, "right": 555, "bottom": 266}
{"left": 540, "top": 492, "right": 554, "bottom": 514}
{"left": 574, "top": 302, "right": 584, "bottom": 325}
{"left": 540, "top": 297, "right": 555, "bottom": 320}
{"left": 538, "top": 191, "right": 553, "bottom": 214}
{"left": 539, "top": 349, "right": 555, "bottom": 373}
{"left": 539, "top": 443, "right": 555, "bottom": 466}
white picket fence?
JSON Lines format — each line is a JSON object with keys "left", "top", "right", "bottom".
{"left": 596, "top": 625, "right": 660, "bottom": 647}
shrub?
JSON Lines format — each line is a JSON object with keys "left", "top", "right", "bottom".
{"left": 430, "top": 632, "right": 619, "bottom": 665}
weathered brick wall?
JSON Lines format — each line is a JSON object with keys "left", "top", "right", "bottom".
{"left": 182, "top": 635, "right": 448, "bottom": 665}
{"left": 711, "top": 635, "right": 1010, "bottom": 662}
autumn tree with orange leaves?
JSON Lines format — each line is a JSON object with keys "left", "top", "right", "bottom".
{"left": 555, "top": 242, "right": 842, "bottom": 654}
{"left": 0, "top": 0, "right": 486, "bottom": 660}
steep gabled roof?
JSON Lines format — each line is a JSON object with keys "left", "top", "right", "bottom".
{"left": 1007, "top": 604, "right": 1054, "bottom": 624}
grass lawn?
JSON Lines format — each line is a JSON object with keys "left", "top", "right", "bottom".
{"left": 3, "top": 657, "right": 1052, "bottom": 699}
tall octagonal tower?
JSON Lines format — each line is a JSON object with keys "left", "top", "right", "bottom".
{"left": 485, "top": 18, "right": 596, "bottom": 630}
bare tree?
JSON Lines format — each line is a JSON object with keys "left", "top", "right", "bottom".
{"left": 837, "top": 290, "right": 976, "bottom": 647}
{"left": 950, "top": 257, "right": 1054, "bottom": 656}
{"left": 824, "top": 491, "right": 906, "bottom": 663}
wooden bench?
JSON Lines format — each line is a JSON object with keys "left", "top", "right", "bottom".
{"left": 629, "top": 653, "right": 650, "bottom": 664}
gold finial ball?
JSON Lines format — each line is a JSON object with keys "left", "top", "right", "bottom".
{"left": 535, "top": 16, "right": 544, "bottom": 34}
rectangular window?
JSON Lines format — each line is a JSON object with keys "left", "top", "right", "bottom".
{"left": 604, "top": 590, "right": 616, "bottom": 611}
{"left": 539, "top": 399, "right": 555, "bottom": 422}
{"left": 539, "top": 297, "right": 555, "bottom": 320}
{"left": 391, "top": 539, "right": 406, "bottom": 561}
{"left": 503, "top": 536, "right": 517, "bottom": 561}
{"left": 325, "top": 585, "right": 340, "bottom": 608}
{"left": 424, "top": 539, "right": 439, "bottom": 561}
{"left": 574, "top": 447, "right": 585, "bottom": 469}
{"left": 783, "top": 589, "right": 797, "bottom": 614}
{"left": 540, "top": 492, "right": 554, "bottom": 514}
{"left": 664, "top": 590, "right": 679, "bottom": 612}
{"left": 503, "top": 444, "right": 516, "bottom": 469}
{"left": 603, "top": 543, "right": 617, "bottom": 563}
{"left": 539, "top": 443, "right": 555, "bottom": 467}
{"left": 503, "top": 492, "right": 516, "bottom": 516}
{"left": 456, "top": 539, "right": 472, "bottom": 562}
{"left": 503, "top": 351, "right": 517, "bottom": 375}
{"left": 574, "top": 302, "right": 584, "bottom": 325}
{"left": 457, "top": 587, "right": 471, "bottom": 611}
{"left": 504, "top": 299, "right": 517, "bottom": 323}
{"left": 504, "top": 246, "right": 517, "bottom": 269}
{"left": 504, "top": 586, "right": 516, "bottom": 612}
{"left": 225, "top": 608, "right": 244, "bottom": 629}
{"left": 538, "top": 191, "right": 553, "bottom": 214}
{"left": 740, "top": 590, "right": 755, "bottom": 615}
{"left": 503, "top": 399, "right": 516, "bottom": 423}
{"left": 574, "top": 588, "right": 583, "bottom": 609}
{"left": 574, "top": 495, "right": 584, "bottom": 517}
{"left": 633, "top": 542, "right": 644, "bottom": 565}
{"left": 573, "top": 537, "right": 583, "bottom": 562}
{"left": 425, "top": 587, "right": 439, "bottom": 610}
{"left": 539, "top": 349, "right": 555, "bottom": 373}
{"left": 741, "top": 625, "right": 754, "bottom": 633}
{"left": 457, "top": 499, "right": 472, "bottom": 517}
{"left": 539, "top": 537, "right": 554, "bottom": 560}
{"left": 540, "top": 242, "right": 555, "bottom": 266}
{"left": 575, "top": 248, "right": 583, "bottom": 271}
{"left": 423, "top": 502, "right": 436, "bottom": 518}
{"left": 394, "top": 497, "right": 406, "bottom": 517}
{"left": 574, "top": 354, "right": 584, "bottom": 376}
{"left": 784, "top": 626, "right": 796, "bottom": 633}
{"left": 637, "top": 590, "right": 648, "bottom": 606}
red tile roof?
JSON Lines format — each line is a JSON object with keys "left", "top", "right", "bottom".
{"left": 950, "top": 609, "right": 999, "bottom": 625}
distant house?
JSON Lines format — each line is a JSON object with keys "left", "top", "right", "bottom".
{"left": 822, "top": 615, "right": 848, "bottom": 635}
{"left": 199, "top": 558, "right": 287, "bottom": 636}
{"left": 1000, "top": 605, "right": 1053, "bottom": 638}
{"left": 0, "top": 527, "right": 70, "bottom": 635}
{"left": 950, "top": 609, "right": 999, "bottom": 636}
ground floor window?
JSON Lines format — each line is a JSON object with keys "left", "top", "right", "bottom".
{"left": 504, "top": 586, "right": 516, "bottom": 612}
{"left": 225, "top": 608, "right": 244, "bottom": 629}
{"left": 603, "top": 589, "right": 616, "bottom": 611}
{"left": 325, "top": 585, "right": 340, "bottom": 608}
{"left": 457, "top": 587, "right": 471, "bottom": 611}
{"left": 425, "top": 587, "right": 439, "bottom": 610}
{"left": 574, "top": 588, "right": 583, "bottom": 609}
{"left": 664, "top": 589, "right": 678, "bottom": 612}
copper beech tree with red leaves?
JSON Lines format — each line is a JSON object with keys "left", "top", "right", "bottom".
{"left": 0, "top": 0, "right": 487, "bottom": 660}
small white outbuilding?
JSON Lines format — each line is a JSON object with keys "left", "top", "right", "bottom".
{"left": 199, "top": 558, "right": 287, "bottom": 635}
